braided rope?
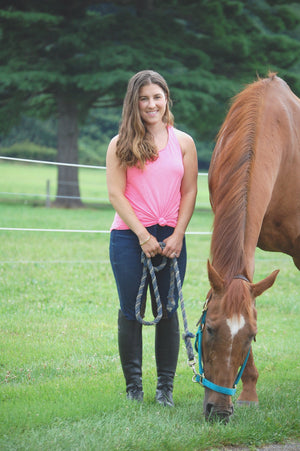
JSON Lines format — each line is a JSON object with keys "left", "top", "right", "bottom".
{"left": 171, "top": 257, "right": 195, "bottom": 362}
{"left": 135, "top": 243, "right": 195, "bottom": 362}
{"left": 135, "top": 251, "right": 166, "bottom": 325}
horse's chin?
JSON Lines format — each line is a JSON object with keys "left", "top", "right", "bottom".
{"left": 203, "top": 391, "right": 234, "bottom": 424}
{"left": 204, "top": 403, "right": 234, "bottom": 424}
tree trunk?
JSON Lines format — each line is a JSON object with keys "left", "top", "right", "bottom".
{"left": 53, "top": 96, "right": 83, "bottom": 208}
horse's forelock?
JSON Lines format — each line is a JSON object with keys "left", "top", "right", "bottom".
{"left": 221, "top": 280, "right": 253, "bottom": 318}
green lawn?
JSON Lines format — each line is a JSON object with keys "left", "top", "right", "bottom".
{"left": 0, "top": 160, "right": 109, "bottom": 205}
{"left": 0, "top": 160, "right": 210, "bottom": 209}
{"left": 0, "top": 200, "right": 299, "bottom": 450}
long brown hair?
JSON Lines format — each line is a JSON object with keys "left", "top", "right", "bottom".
{"left": 116, "top": 70, "right": 174, "bottom": 168}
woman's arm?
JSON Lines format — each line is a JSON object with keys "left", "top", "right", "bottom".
{"left": 106, "top": 136, "right": 162, "bottom": 256}
{"left": 162, "top": 130, "right": 198, "bottom": 258}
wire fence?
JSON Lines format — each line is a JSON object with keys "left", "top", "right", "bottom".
{"left": 0, "top": 155, "right": 106, "bottom": 169}
{"left": 0, "top": 226, "right": 211, "bottom": 235}
{"left": 0, "top": 155, "right": 210, "bottom": 205}
{"left": 0, "top": 156, "right": 294, "bottom": 267}
{"left": 0, "top": 155, "right": 211, "bottom": 235}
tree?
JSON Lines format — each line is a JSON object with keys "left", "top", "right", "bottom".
{"left": 1, "top": 0, "right": 213, "bottom": 205}
{"left": 0, "top": 0, "right": 299, "bottom": 206}
{"left": 0, "top": 1, "right": 145, "bottom": 206}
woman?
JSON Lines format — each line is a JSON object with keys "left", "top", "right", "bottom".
{"left": 106, "top": 70, "right": 198, "bottom": 406}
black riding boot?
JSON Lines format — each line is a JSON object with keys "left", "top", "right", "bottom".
{"left": 155, "top": 312, "right": 180, "bottom": 407}
{"left": 118, "top": 309, "right": 143, "bottom": 401}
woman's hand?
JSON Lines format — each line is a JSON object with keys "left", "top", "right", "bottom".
{"left": 140, "top": 234, "right": 162, "bottom": 258}
{"left": 162, "top": 233, "right": 183, "bottom": 259}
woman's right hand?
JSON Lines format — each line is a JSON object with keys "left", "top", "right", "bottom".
{"left": 140, "top": 234, "right": 162, "bottom": 258}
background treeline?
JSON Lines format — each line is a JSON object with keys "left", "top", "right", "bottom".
{"left": 0, "top": 0, "right": 299, "bottom": 171}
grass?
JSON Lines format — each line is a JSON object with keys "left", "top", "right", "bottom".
{"left": 0, "top": 165, "right": 299, "bottom": 450}
{"left": 0, "top": 160, "right": 210, "bottom": 209}
{"left": 0, "top": 160, "right": 109, "bottom": 205}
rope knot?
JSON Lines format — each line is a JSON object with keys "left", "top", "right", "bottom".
{"left": 182, "top": 331, "right": 195, "bottom": 340}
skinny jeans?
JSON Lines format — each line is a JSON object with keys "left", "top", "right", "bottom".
{"left": 109, "top": 225, "right": 187, "bottom": 321}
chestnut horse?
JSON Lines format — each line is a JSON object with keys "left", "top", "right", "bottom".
{"left": 201, "top": 74, "right": 300, "bottom": 422}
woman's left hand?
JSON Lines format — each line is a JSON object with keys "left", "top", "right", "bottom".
{"left": 162, "top": 233, "right": 182, "bottom": 259}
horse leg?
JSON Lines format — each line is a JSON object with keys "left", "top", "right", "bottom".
{"left": 237, "top": 349, "right": 259, "bottom": 406}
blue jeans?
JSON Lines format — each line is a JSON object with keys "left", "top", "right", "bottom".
{"left": 109, "top": 225, "right": 187, "bottom": 320}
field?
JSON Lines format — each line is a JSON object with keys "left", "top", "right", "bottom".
{"left": 0, "top": 161, "right": 210, "bottom": 209}
{"left": 0, "top": 161, "right": 299, "bottom": 450}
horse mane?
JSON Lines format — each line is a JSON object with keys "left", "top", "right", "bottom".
{"left": 209, "top": 73, "right": 277, "bottom": 281}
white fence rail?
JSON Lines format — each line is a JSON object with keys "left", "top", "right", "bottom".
{"left": 0, "top": 155, "right": 211, "bottom": 235}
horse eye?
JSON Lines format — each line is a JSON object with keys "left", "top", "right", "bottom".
{"left": 248, "top": 334, "right": 255, "bottom": 343}
{"left": 206, "top": 325, "right": 214, "bottom": 335}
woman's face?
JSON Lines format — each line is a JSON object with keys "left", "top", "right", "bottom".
{"left": 138, "top": 83, "right": 167, "bottom": 126}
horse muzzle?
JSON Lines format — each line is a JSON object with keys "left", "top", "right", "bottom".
{"left": 205, "top": 402, "right": 234, "bottom": 423}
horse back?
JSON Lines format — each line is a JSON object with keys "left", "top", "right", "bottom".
{"left": 256, "top": 77, "right": 300, "bottom": 264}
{"left": 209, "top": 74, "right": 300, "bottom": 271}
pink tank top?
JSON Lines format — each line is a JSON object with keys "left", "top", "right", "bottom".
{"left": 111, "top": 126, "right": 184, "bottom": 230}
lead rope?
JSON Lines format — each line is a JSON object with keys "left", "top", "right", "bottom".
{"left": 135, "top": 250, "right": 165, "bottom": 326}
{"left": 135, "top": 242, "right": 198, "bottom": 376}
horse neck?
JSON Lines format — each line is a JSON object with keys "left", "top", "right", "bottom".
{"left": 211, "top": 206, "right": 254, "bottom": 283}
{"left": 209, "top": 83, "right": 266, "bottom": 282}
{"left": 211, "top": 148, "right": 281, "bottom": 282}
{"left": 210, "top": 137, "right": 281, "bottom": 283}
{"left": 210, "top": 74, "right": 297, "bottom": 281}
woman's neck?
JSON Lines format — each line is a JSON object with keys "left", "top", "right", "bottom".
{"left": 147, "top": 123, "right": 169, "bottom": 150}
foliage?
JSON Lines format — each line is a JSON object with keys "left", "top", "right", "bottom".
{"left": 0, "top": 0, "right": 299, "bottom": 171}
{"left": 78, "top": 108, "right": 121, "bottom": 165}
{"left": 0, "top": 141, "right": 56, "bottom": 161}
{"left": 0, "top": 112, "right": 117, "bottom": 166}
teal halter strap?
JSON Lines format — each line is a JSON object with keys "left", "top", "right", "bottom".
{"left": 194, "top": 297, "right": 251, "bottom": 396}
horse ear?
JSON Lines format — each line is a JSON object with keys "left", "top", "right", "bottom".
{"left": 250, "top": 270, "right": 280, "bottom": 298}
{"left": 207, "top": 260, "right": 225, "bottom": 293}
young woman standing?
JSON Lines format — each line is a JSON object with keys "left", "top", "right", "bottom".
{"left": 106, "top": 70, "right": 198, "bottom": 406}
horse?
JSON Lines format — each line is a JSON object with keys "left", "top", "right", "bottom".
{"left": 201, "top": 73, "right": 300, "bottom": 422}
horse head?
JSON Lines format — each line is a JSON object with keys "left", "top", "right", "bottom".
{"left": 200, "top": 261, "right": 279, "bottom": 423}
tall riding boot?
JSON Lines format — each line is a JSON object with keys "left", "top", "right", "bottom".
{"left": 155, "top": 312, "right": 180, "bottom": 407}
{"left": 118, "top": 309, "right": 143, "bottom": 401}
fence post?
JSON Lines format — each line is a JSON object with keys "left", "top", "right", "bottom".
{"left": 46, "top": 179, "right": 51, "bottom": 207}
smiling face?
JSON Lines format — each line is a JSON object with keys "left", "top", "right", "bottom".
{"left": 138, "top": 83, "right": 167, "bottom": 127}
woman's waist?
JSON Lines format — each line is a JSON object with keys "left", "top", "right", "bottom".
{"left": 111, "top": 210, "right": 178, "bottom": 231}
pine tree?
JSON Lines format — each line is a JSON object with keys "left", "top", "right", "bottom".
{"left": 0, "top": 0, "right": 210, "bottom": 206}
{"left": 0, "top": 1, "right": 299, "bottom": 205}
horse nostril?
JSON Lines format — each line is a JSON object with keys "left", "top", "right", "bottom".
{"left": 206, "top": 403, "right": 213, "bottom": 414}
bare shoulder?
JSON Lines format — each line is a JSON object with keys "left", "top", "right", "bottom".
{"left": 107, "top": 135, "right": 119, "bottom": 155}
{"left": 173, "top": 128, "right": 196, "bottom": 156}
{"left": 106, "top": 135, "right": 120, "bottom": 166}
{"left": 173, "top": 128, "right": 194, "bottom": 143}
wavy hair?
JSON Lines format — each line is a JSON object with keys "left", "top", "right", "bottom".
{"left": 116, "top": 70, "right": 174, "bottom": 168}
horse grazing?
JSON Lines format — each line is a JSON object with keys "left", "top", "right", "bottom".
{"left": 202, "top": 73, "right": 300, "bottom": 422}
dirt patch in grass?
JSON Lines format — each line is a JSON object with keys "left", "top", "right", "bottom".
{"left": 222, "top": 442, "right": 300, "bottom": 450}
